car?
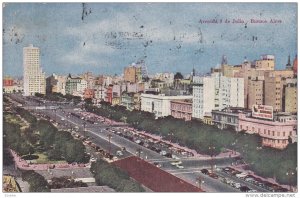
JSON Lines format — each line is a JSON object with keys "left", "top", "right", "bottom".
{"left": 201, "top": 169, "right": 209, "bottom": 175}
{"left": 176, "top": 164, "right": 184, "bottom": 169}
{"left": 116, "top": 151, "right": 123, "bottom": 156}
{"left": 90, "top": 157, "right": 96, "bottom": 162}
{"left": 171, "top": 161, "right": 182, "bottom": 166}
{"left": 172, "top": 155, "right": 180, "bottom": 160}
{"left": 233, "top": 182, "right": 241, "bottom": 189}
{"left": 159, "top": 150, "right": 167, "bottom": 156}
{"left": 236, "top": 173, "right": 248, "bottom": 178}
{"left": 248, "top": 189, "right": 258, "bottom": 193}
{"left": 240, "top": 186, "right": 251, "bottom": 192}
{"left": 153, "top": 162, "right": 162, "bottom": 168}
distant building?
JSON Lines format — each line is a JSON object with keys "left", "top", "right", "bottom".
{"left": 264, "top": 73, "right": 284, "bottom": 112}
{"left": 94, "top": 85, "right": 107, "bottom": 103}
{"left": 46, "top": 74, "right": 66, "bottom": 95}
{"left": 65, "top": 74, "right": 87, "bottom": 96}
{"left": 141, "top": 93, "right": 192, "bottom": 118}
{"left": 121, "top": 92, "right": 135, "bottom": 111}
{"left": 170, "top": 99, "right": 193, "bottom": 121}
{"left": 293, "top": 55, "right": 297, "bottom": 76}
{"left": 255, "top": 55, "right": 275, "bottom": 70}
{"left": 82, "top": 72, "right": 95, "bottom": 89}
{"left": 23, "top": 44, "right": 46, "bottom": 96}
{"left": 221, "top": 64, "right": 242, "bottom": 78}
{"left": 247, "top": 78, "right": 264, "bottom": 109}
{"left": 3, "top": 76, "right": 13, "bottom": 86}
{"left": 105, "top": 85, "right": 113, "bottom": 104}
{"left": 284, "top": 79, "right": 297, "bottom": 113}
{"left": 83, "top": 89, "right": 95, "bottom": 99}
{"left": 124, "top": 64, "right": 142, "bottom": 83}
{"left": 3, "top": 76, "right": 22, "bottom": 93}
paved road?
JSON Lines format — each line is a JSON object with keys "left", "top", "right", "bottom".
{"left": 7, "top": 94, "right": 251, "bottom": 192}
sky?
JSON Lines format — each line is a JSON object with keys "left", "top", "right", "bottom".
{"left": 2, "top": 3, "right": 298, "bottom": 77}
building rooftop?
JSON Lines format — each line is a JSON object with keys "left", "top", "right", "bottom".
{"left": 50, "top": 186, "right": 115, "bottom": 192}
{"left": 35, "top": 168, "right": 93, "bottom": 180}
{"left": 113, "top": 156, "right": 203, "bottom": 192}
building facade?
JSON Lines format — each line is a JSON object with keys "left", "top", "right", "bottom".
{"left": 247, "top": 79, "right": 264, "bottom": 109}
{"left": 192, "top": 76, "right": 215, "bottom": 119}
{"left": 141, "top": 94, "right": 193, "bottom": 118}
{"left": 23, "top": 44, "right": 46, "bottom": 96}
{"left": 192, "top": 74, "right": 244, "bottom": 119}
{"left": 212, "top": 107, "right": 245, "bottom": 131}
{"left": 255, "top": 55, "right": 275, "bottom": 70}
{"left": 124, "top": 65, "right": 142, "bottom": 83}
{"left": 65, "top": 74, "right": 87, "bottom": 96}
{"left": 238, "top": 113, "right": 297, "bottom": 149}
{"left": 170, "top": 99, "right": 193, "bottom": 121}
{"left": 284, "top": 79, "right": 297, "bottom": 113}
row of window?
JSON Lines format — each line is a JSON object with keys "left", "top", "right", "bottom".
{"left": 264, "top": 138, "right": 287, "bottom": 145}
{"left": 241, "top": 125, "right": 293, "bottom": 137}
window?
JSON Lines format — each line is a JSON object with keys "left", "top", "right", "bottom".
{"left": 283, "top": 132, "right": 285, "bottom": 137}
{"left": 272, "top": 131, "right": 275, "bottom": 136}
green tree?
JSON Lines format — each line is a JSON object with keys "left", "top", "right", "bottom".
{"left": 64, "top": 140, "right": 86, "bottom": 163}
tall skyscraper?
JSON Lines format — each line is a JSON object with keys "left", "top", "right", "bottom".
{"left": 23, "top": 44, "right": 46, "bottom": 96}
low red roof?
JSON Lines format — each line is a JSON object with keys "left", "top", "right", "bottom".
{"left": 113, "top": 156, "right": 204, "bottom": 192}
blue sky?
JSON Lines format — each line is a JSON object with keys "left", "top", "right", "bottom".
{"left": 3, "top": 3, "right": 298, "bottom": 77}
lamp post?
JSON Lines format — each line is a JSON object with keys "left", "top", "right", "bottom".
{"left": 136, "top": 148, "right": 142, "bottom": 158}
{"left": 107, "top": 133, "right": 112, "bottom": 157}
{"left": 83, "top": 122, "right": 86, "bottom": 137}
{"left": 209, "top": 146, "right": 216, "bottom": 173}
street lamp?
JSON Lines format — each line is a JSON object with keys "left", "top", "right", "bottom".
{"left": 107, "top": 133, "right": 112, "bottom": 157}
{"left": 286, "top": 169, "right": 295, "bottom": 192}
{"left": 209, "top": 146, "right": 216, "bottom": 173}
{"left": 83, "top": 122, "right": 86, "bottom": 137}
{"left": 136, "top": 148, "right": 142, "bottom": 158}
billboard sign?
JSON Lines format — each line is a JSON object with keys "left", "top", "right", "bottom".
{"left": 252, "top": 105, "right": 273, "bottom": 120}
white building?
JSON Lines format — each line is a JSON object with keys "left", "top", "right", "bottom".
{"left": 192, "top": 76, "right": 215, "bottom": 119}
{"left": 192, "top": 73, "right": 244, "bottom": 119}
{"left": 23, "top": 44, "right": 46, "bottom": 96}
{"left": 94, "top": 85, "right": 107, "bottom": 102}
{"left": 141, "top": 93, "right": 193, "bottom": 118}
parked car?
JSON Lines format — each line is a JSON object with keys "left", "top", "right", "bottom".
{"left": 153, "top": 162, "right": 162, "bottom": 168}
{"left": 240, "top": 186, "right": 251, "bottom": 192}
{"left": 201, "top": 169, "right": 209, "bottom": 175}
{"left": 233, "top": 182, "right": 241, "bottom": 189}
{"left": 176, "top": 164, "right": 184, "bottom": 169}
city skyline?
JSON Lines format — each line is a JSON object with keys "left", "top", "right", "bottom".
{"left": 3, "top": 3, "right": 297, "bottom": 77}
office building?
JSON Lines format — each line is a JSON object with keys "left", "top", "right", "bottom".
{"left": 23, "top": 44, "right": 46, "bottom": 96}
